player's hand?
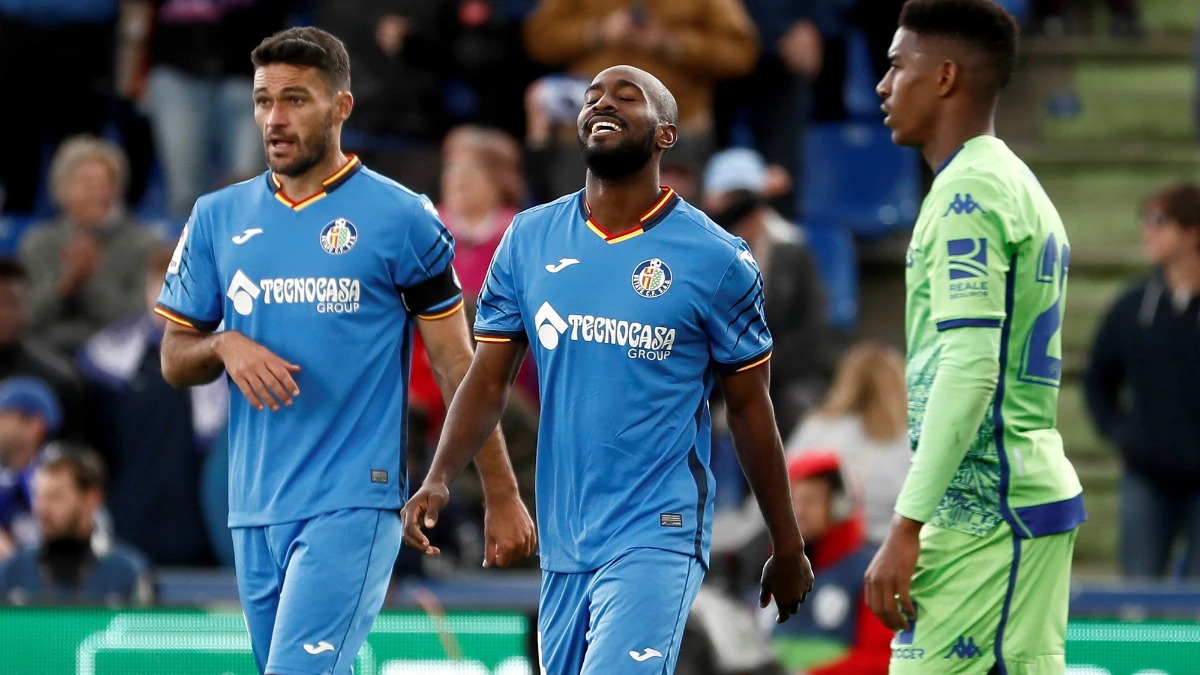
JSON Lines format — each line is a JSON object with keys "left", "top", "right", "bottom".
{"left": 864, "top": 515, "right": 922, "bottom": 632}
{"left": 214, "top": 331, "right": 300, "bottom": 412}
{"left": 482, "top": 491, "right": 536, "bottom": 568}
{"left": 401, "top": 481, "right": 450, "bottom": 556}
{"left": 758, "top": 543, "right": 815, "bottom": 623}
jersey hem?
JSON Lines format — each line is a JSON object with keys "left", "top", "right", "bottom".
{"left": 474, "top": 328, "right": 527, "bottom": 343}
{"left": 226, "top": 503, "right": 400, "bottom": 529}
{"left": 154, "top": 302, "right": 220, "bottom": 333}
{"left": 1012, "top": 492, "right": 1087, "bottom": 538}
{"left": 714, "top": 346, "right": 774, "bottom": 374}
{"left": 539, "top": 544, "right": 706, "bottom": 574}
{"left": 936, "top": 317, "right": 1003, "bottom": 331}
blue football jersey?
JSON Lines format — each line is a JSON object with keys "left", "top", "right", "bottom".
{"left": 475, "top": 188, "right": 773, "bottom": 572}
{"left": 156, "top": 157, "right": 463, "bottom": 527}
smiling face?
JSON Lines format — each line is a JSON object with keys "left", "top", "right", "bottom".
{"left": 576, "top": 67, "right": 677, "bottom": 181}
{"left": 253, "top": 64, "right": 351, "bottom": 177}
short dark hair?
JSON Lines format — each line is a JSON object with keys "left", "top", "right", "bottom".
{"left": 900, "top": 0, "right": 1020, "bottom": 89}
{"left": 1148, "top": 183, "right": 1200, "bottom": 250}
{"left": 251, "top": 27, "right": 351, "bottom": 91}
{"left": 40, "top": 442, "right": 106, "bottom": 493}
{"left": 0, "top": 258, "right": 26, "bottom": 283}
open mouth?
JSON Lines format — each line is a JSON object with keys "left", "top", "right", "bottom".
{"left": 588, "top": 118, "right": 623, "bottom": 137}
{"left": 268, "top": 138, "right": 296, "bottom": 151}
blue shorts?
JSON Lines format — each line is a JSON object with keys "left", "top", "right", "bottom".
{"left": 232, "top": 508, "right": 401, "bottom": 675}
{"left": 538, "top": 547, "right": 704, "bottom": 674}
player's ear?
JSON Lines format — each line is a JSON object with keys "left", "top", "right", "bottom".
{"left": 657, "top": 123, "right": 678, "bottom": 152}
{"left": 937, "top": 60, "right": 958, "bottom": 98}
{"left": 335, "top": 91, "right": 354, "bottom": 124}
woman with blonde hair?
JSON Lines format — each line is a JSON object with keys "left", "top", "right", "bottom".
{"left": 787, "top": 340, "right": 911, "bottom": 545}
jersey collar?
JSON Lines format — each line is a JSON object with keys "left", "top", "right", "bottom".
{"left": 576, "top": 187, "right": 680, "bottom": 244}
{"left": 267, "top": 154, "right": 362, "bottom": 211}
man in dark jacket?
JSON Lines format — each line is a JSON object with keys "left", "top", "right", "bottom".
{"left": 1085, "top": 183, "right": 1200, "bottom": 579}
{"left": 703, "top": 148, "right": 828, "bottom": 435}
{"left": 0, "top": 443, "right": 151, "bottom": 605}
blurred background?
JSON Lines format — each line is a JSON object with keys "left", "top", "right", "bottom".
{"left": 0, "top": 0, "right": 1198, "bottom": 673}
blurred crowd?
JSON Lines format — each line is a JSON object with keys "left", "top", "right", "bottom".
{"left": 1, "top": 0, "right": 1198, "bottom": 671}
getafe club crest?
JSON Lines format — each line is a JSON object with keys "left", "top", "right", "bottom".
{"left": 320, "top": 218, "right": 358, "bottom": 255}
{"left": 631, "top": 258, "right": 672, "bottom": 298}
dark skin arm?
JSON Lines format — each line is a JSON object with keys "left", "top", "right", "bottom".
{"left": 402, "top": 340, "right": 528, "bottom": 555}
{"left": 721, "top": 361, "right": 815, "bottom": 623}
{"left": 417, "top": 312, "right": 535, "bottom": 567}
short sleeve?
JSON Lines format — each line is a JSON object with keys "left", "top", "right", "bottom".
{"left": 396, "top": 195, "right": 464, "bottom": 319}
{"left": 925, "top": 178, "right": 1012, "bottom": 331}
{"left": 473, "top": 225, "right": 527, "bottom": 343}
{"left": 706, "top": 243, "right": 773, "bottom": 373}
{"left": 156, "top": 205, "right": 223, "bottom": 332}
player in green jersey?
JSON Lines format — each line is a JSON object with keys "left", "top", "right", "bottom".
{"left": 864, "top": 1, "right": 1086, "bottom": 674}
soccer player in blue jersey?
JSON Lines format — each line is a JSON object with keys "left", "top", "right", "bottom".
{"left": 155, "top": 27, "right": 535, "bottom": 675}
{"left": 402, "top": 65, "right": 816, "bottom": 673}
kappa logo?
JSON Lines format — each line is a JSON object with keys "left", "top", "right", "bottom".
{"left": 629, "top": 648, "right": 663, "bottom": 662}
{"left": 947, "top": 238, "right": 988, "bottom": 279}
{"left": 945, "top": 636, "right": 983, "bottom": 660}
{"left": 535, "top": 302, "right": 569, "bottom": 350}
{"left": 943, "top": 193, "right": 987, "bottom": 217}
{"left": 303, "top": 641, "right": 335, "bottom": 655}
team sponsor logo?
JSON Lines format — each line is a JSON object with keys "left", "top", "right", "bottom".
{"left": 168, "top": 224, "right": 188, "bottom": 275}
{"left": 947, "top": 238, "right": 989, "bottom": 299}
{"left": 943, "top": 193, "right": 987, "bottom": 217}
{"left": 319, "top": 218, "right": 358, "bottom": 255}
{"left": 533, "top": 302, "right": 675, "bottom": 361}
{"left": 945, "top": 636, "right": 982, "bottom": 659}
{"left": 226, "top": 269, "right": 362, "bottom": 316}
{"left": 631, "top": 258, "right": 672, "bottom": 298}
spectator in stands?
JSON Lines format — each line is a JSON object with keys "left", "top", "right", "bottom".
{"left": 521, "top": 0, "right": 757, "bottom": 201}
{"left": 787, "top": 341, "right": 909, "bottom": 546}
{"left": 1085, "top": 183, "right": 1200, "bottom": 579}
{"left": 0, "top": 261, "right": 86, "bottom": 441}
{"left": 715, "top": 0, "right": 824, "bottom": 218}
{"left": 19, "top": 137, "right": 159, "bottom": 356}
{"left": 317, "top": 0, "right": 450, "bottom": 197}
{"left": 0, "top": 443, "right": 152, "bottom": 605}
{"left": 811, "top": 0, "right": 907, "bottom": 123}
{"left": 703, "top": 148, "right": 827, "bottom": 435}
{"left": 760, "top": 452, "right": 891, "bottom": 675}
{"left": 0, "top": 0, "right": 119, "bottom": 215}
{"left": 77, "top": 247, "right": 226, "bottom": 568}
{"left": 0, "top": 376, "right": 63, "bottom": 558}
{"left": 126, "top": 0, "right": 289, "bottom": 220}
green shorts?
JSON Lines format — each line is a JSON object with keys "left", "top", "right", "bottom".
{"left": 889, "top": 521, "right": 1077, "bottom": 675}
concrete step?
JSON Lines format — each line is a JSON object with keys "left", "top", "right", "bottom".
{"left": 1017, "top": 143, "right": 1200, "bottom": 249}
{"left": 999, "top": 35, "right": 1195, "bottom": 143}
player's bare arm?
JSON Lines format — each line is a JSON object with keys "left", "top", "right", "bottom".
{"left": 416, "top": 310, "right": 536, "bottom": 567}
{"left": 160, "top": 322, "right": 299, "bottom": 412}
{"left": 401, "top": 340, "right": 528, "bottom": 556}
{"left": 720, "top": 362, "right": 815, "bottom": 623}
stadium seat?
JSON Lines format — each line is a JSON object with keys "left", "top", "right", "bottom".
{"left": 798, "top": 222, "right": 859, "bottom": 331}
{"left": 0, "top": 215, "right": 36, "bottom": 258}
{"left": 801, "top": 122, "right": 921, "bottom": 237}
{"left": 844, "top": 30, "right": 882, "bottom": 121}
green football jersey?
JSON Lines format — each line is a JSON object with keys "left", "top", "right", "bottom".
{"left": 905, "top": 136, "right": 1084, "bottom": 539}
